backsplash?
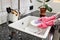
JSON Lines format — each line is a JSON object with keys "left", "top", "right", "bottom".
{"left": 20, "top": 0, "right": 40, "bottom": 15}
{"left": 0, "top": 12, "right": 7, "bottom": 24}
{"left": 20, "top": 0, "right": 60, "bottom": 15}
{"left": 0, "top": 0, "right": 18, "bottom": 23}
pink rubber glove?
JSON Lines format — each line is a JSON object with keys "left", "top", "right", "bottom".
{"left": 38, "top": 15, "right": 56, "bottom": 22}
{"left": 48, "top": 15, "right": 56, "bottom": 21}
{"left": 37, "top": 16, "right": 56, "bottom": 29}
{"left": 45, "top": 20, "right": 55, "bottom": 26}
{"left": 38, "top": 17, "right": 48, "bottom": 22}
{"left": 38, "top": 22, "right": 48, "bottom": 29}
{"left": 37, "top": 20, "right": 55, "bottom": 29}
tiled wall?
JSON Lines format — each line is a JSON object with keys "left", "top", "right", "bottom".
{"left": 20, "top": 0, "right": 60, "bottom": 14}
{"left": 20, "top": 0, "right": 40, "bottom": 15}
{"left": 0, "top": 12, "right": 7, "bottom": 24}
{"left": 0, "top": 0, "right": 18, "bottom": 24}
{"left": 47, "top": 0, "right": 60, "bottom": 13}
{"left": 0, "top": 0, "right": 18, "bottom": 11}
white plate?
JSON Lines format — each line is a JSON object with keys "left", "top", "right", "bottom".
{"left": 30, "top": 20, "right": 41, "bottom": 26}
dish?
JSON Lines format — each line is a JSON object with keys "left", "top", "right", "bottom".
{"left": 30, "top": 20, "right": 41, "bottom": 26}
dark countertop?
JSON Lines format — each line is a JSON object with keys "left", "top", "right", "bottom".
{"left": 20, "top": 10, "right": 56, "bottom": 19}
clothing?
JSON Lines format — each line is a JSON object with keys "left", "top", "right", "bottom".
{"left": 37, "top": 15, "right": 56, "bottom": 29}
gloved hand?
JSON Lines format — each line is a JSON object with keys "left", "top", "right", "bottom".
{"left": 37, "top": 16, "right": 56, "bottom": 29}
{"left": 34, "top": 13, "right": 60, "bottom": 29}
{"left": 38, "top": 15, "right": 56, "bottom": 22}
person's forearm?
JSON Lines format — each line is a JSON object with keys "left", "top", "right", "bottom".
{"left": 54, "top": 13, "right": 60, "bottom": 19}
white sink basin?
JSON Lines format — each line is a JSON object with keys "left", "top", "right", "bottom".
{"left": 9, "top": 16, "right": 51, "bottom": 38}
{"left": 9, "top": 16, "right": 40, "bottom": 33}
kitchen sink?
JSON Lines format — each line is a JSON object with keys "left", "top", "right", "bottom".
{"left": 9, "top": 16, "right": 41, "bottom": 34}
{"left": 9, "top": 16, "right": 51, "bottom": 38}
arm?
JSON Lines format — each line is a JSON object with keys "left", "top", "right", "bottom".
{"left": 54, "top": 12, "right": 60, "bottom": 19}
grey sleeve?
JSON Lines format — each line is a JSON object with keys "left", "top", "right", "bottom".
{"left": 54, "top": 19, "right": 60, "bottom": 25}
{"left": 54, "top": 13, "right": 60, "bottom": 19}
